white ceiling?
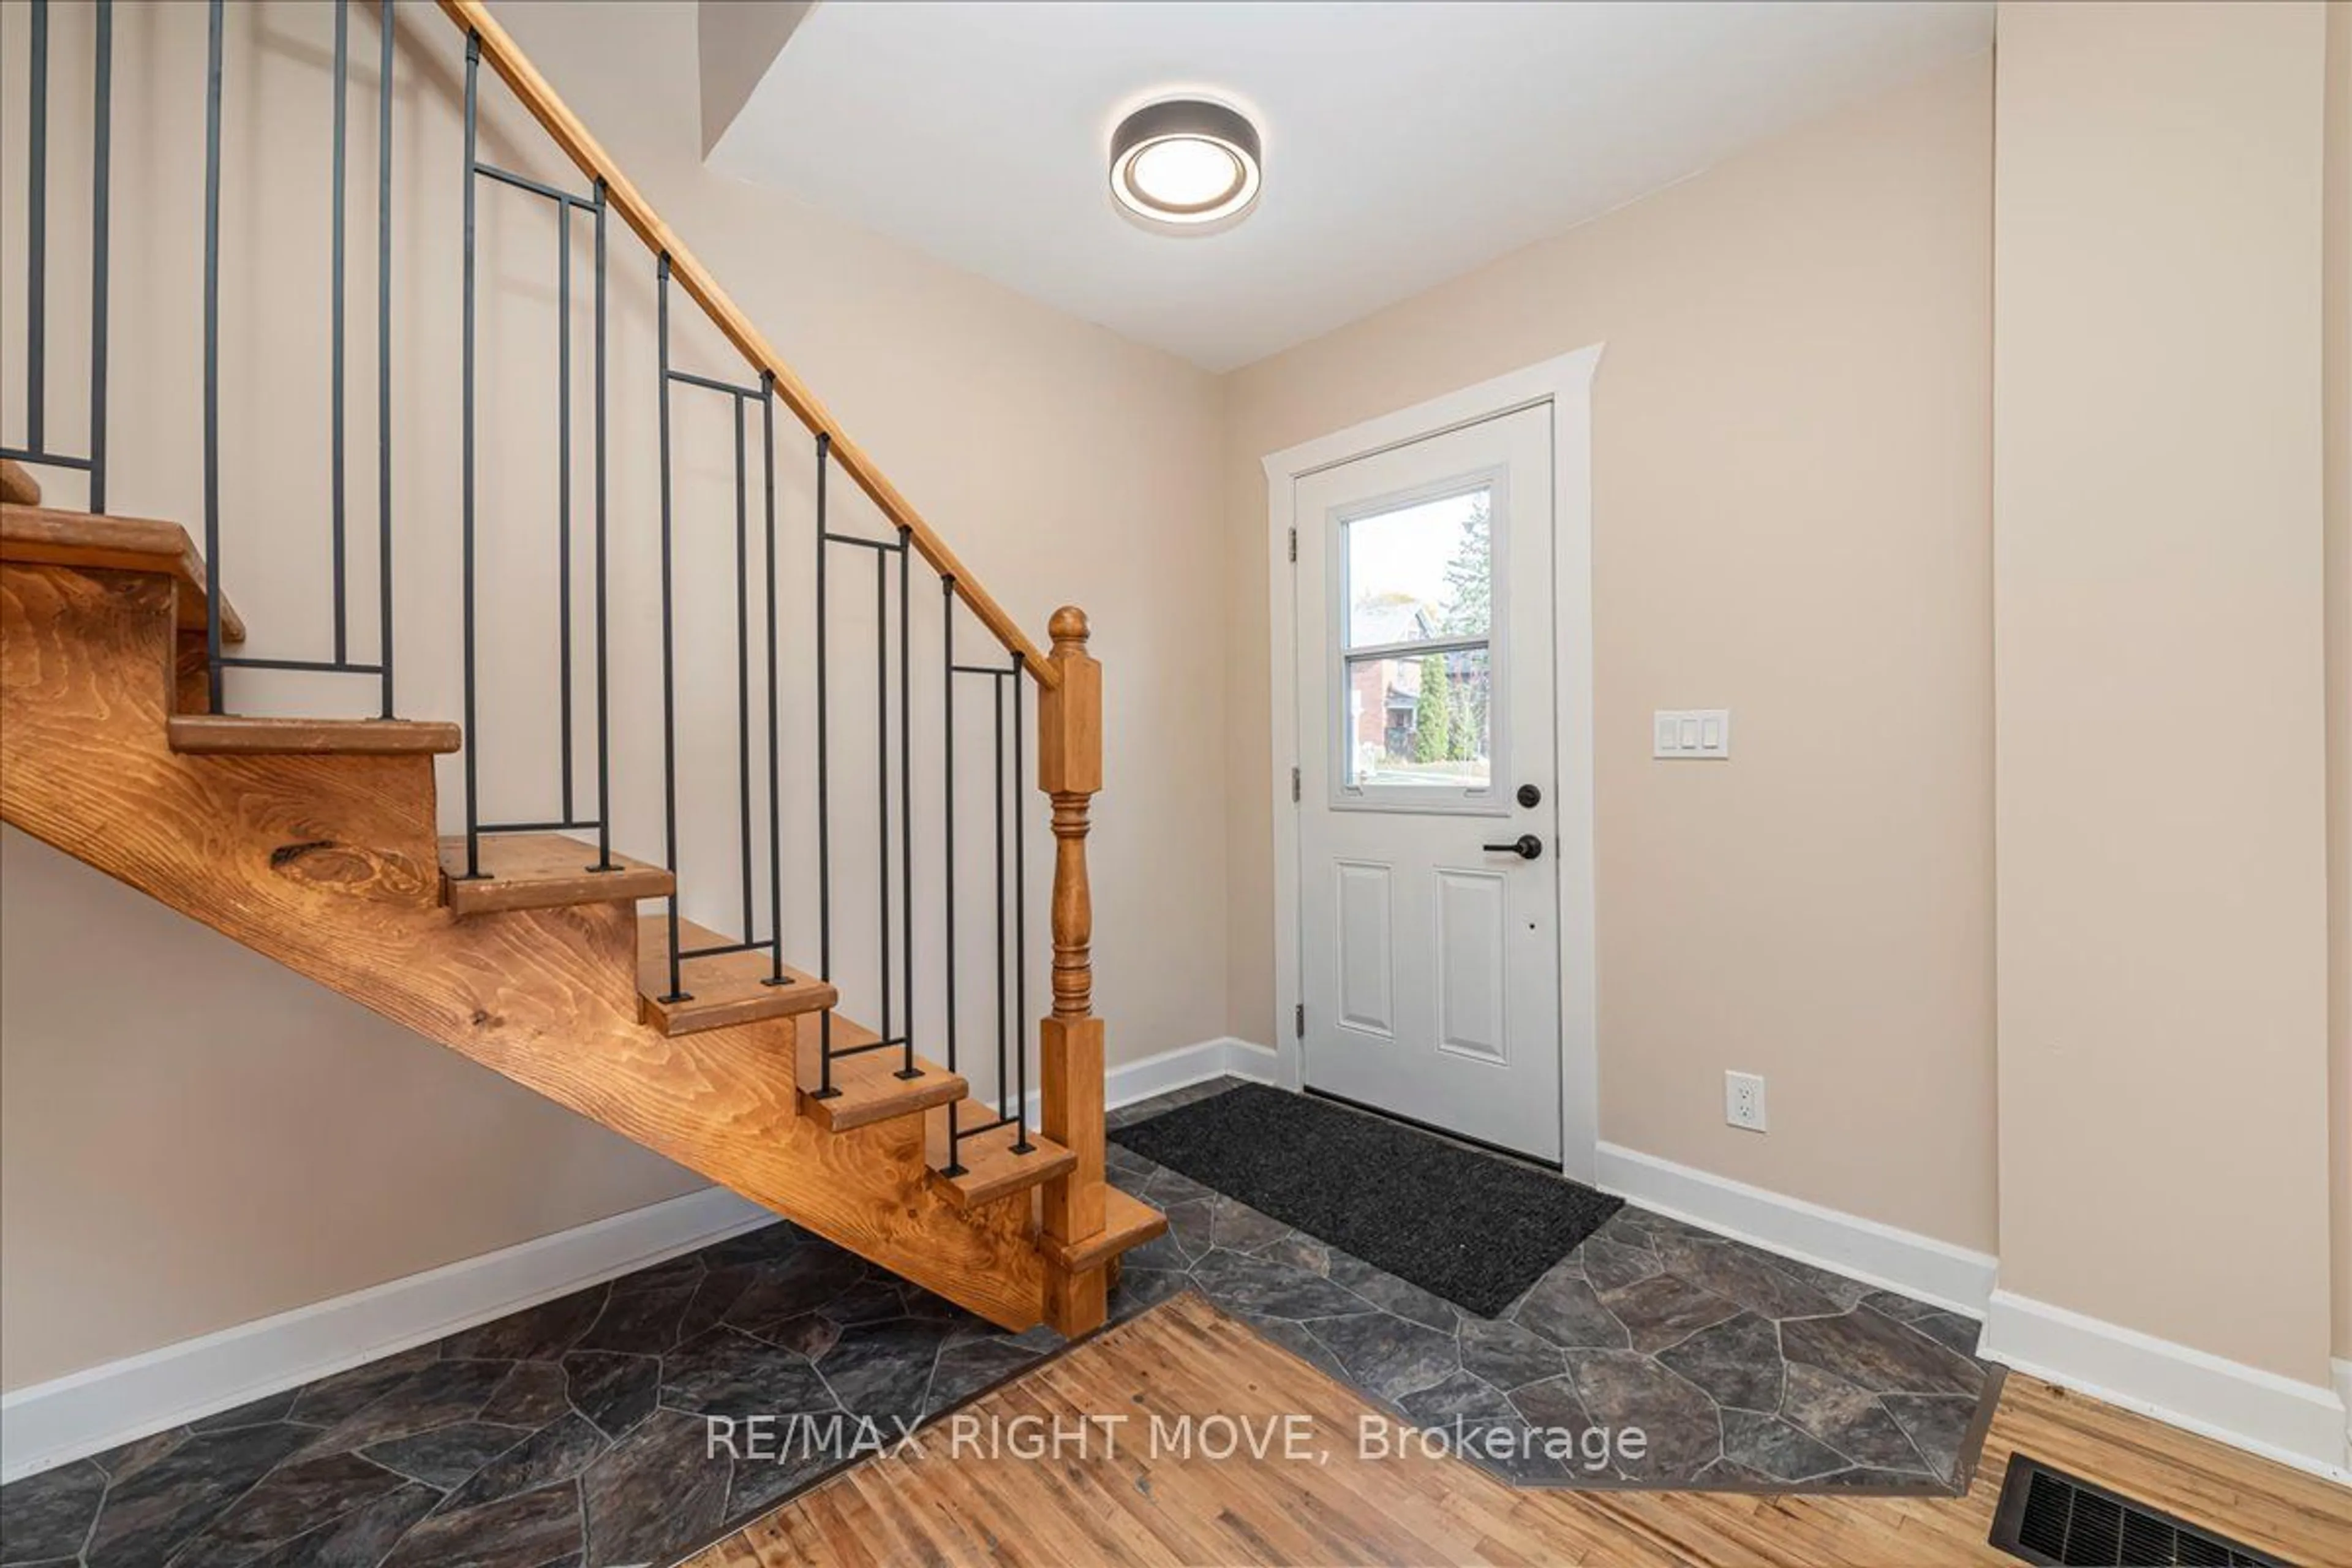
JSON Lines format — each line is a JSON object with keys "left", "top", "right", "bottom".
{"left": 709, "top": 2, "right": 1992, "bottom": 372}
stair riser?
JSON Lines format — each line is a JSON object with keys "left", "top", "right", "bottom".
{"left": 175, "top": 627, "right": 212, "bottom": 715}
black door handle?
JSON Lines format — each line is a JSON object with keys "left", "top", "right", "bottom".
{"left": 1482, "top": 834, "right": 1544, "bottom": 861}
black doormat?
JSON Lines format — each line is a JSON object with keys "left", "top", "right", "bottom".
{"left": 1110, "top": 1083, "right": 1621, "bottom": 1317}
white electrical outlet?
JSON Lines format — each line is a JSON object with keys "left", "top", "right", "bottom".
{"left": 1725, "top": 1071, "right": 1767, "bottom": 1132}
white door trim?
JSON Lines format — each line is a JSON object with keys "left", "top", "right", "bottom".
{"left": 1262, "top": 345, "right": 1604, "bottom": 1182}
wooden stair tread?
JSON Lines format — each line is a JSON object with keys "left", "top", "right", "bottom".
{"left": 2, "top": 502, "right": 246, "bottom": 641}
{"left": 1038, "top": 1187, "right": 1167, "bottom": 1274}
{"left": 440, "top": 833, "right": 674, "bottom": 916}
{"left": 168, "top": 714, "right": 462, "bottom": 755}
{"left": 0, "top": 459, "right": 40, "bottom": 506}
{"left": 802, "top": 1017, "right": 966, "bottom": 1131}
{"left": 935, "top": 1118, "right": 1076, "bottom": 1207}
{"left": 638, "top": 914, "right": 834, "bottom": 1035}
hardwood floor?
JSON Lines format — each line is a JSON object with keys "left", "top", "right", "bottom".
{"left": 687, "top": 1292, "right": 2351, "bottom": 1567}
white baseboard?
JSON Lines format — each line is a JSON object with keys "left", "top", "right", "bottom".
{"left": 0, "top": 1185, "right": 772, "bottom": 1485}
{"left": 2337, "top": 1358, "right": 2352, "bottom": 1457}
{"left": 1980, "top": 1291, "right": 2350, "bottom": 1482}
{"left": 0, "top": 1036, "right": 1275, "bottom": 1487}
{"left": 1108, "top": 1036, "right": 1280, "bottom": 1104}
{"left": 1014, "top": 1035, "right": 1280, "bottom": 1124}
{"left": 1593, "top": 1142, "right": 1999, "bottom": 1317}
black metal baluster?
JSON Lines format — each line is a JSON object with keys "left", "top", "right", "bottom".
{"left": 761, "top": 376, "right": 787, "bottom": 986}
{"left": 1011, "top": 651, "right": 1032, "bottom": 1151}
{"left": 26, "top": 0, "right": 46, "bottom": 456}
{"left": 735, "top": 393, "right": 754, "bottom": 943}
{"left": 458, "top": 29, "right": 481, "bottom": 875}
{"left": 209, "top": 4, "right": 382, "bottom": 696}
{"left": 812, "top": 432, "right": 837, "bottom": 1098}
{"left": 993, "top": 668, "right": 1007, "bottom": 1121}
{"left": 655, "top": 254, "right": 687, "bottom": 1002}
{"left": 202, "top": 0, "right": 224, "bottom": 713}
{"left": 85, "top": 0, "right": 110, "bottom": 514}
{"left": 374, "top": 0, "right": 391, "bottom": 717}
{"left": 460, "top": 156, "right": 598, "bottom": 841}
{"left": 588, "top": 180, "right": 613, "bottom": 866}
{"left": 875, "top": 546, "right": 892, "bottom": 1054}
{"left": 897, "top": 528, "right": 919, "bottom": 1079}
{"left": 940, "top": 574, "right": 963, "bottom": 1176}
{"left": 556, "top": 200, "right": 573, "bottom": 826}
{"left": 2, "top": 0, "right": 110, "bottom": 502}
{"left": 330, "top": 0, "right": 348, "bottom": 665}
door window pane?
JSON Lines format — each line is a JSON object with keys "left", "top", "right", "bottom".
{"left": 1344, "top": 647, "right": 1491, "bottom": 789}
{"left": 1345, "top": 489, "right": 1491, "bottom": 648}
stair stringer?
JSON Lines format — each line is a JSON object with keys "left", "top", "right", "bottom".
{"left": 0, "top": 562, "right": 1049, "bottom": 1330}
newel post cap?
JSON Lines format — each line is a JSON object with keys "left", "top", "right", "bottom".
{"left": 1038, "top": 606, "right": 1101, "bottom": 796}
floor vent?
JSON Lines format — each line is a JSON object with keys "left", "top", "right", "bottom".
{"left": 1989, "top": 1455, "right": 2290, "bottom": 1567}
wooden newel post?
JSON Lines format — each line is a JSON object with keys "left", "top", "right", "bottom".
{"left": 1037, "top": 605, "right": 1109, "bottom": 1335}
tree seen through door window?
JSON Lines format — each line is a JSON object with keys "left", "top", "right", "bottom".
{"left": 1342, "top": 490, "right": 1491, "bottom": 790}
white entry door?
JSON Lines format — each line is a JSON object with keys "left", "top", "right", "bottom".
{"left": 1294, "top": 405, "right": 1562, "bottom": 1163}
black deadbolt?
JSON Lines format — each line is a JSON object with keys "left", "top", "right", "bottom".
{"left": 1516, "top": 783, "right": 1542, "bottom": 809}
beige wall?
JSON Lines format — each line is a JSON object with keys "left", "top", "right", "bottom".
{"left": 0, "top": 0, "right": 1224, "bottom": 1392}
{"left": 2327, "top": 0, "right": 2351, "bottom": 1367}
{"left": 1223, "top": 56, "right": 1999, "bottom": 1251}
{"left": 1992, "top": 0, "right": 2334, "bottom": 1385}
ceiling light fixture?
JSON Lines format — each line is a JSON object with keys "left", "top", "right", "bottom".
{"left": 1109, "top": 98, "right": 1262, "bottom": 233}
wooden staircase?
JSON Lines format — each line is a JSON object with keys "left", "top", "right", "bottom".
{"left": 2, "top": 479, "right": 1162, "bottom": 1330}
{"left": 1, "top": 0, "right": 1164, "bottom": 1341}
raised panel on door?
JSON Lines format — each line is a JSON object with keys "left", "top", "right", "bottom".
{"left": 1334, "top": 860, "right": 1393, "bottom": 1036}
{"left": 1434, "top": 867, "right": 1507, "bottom": 1065}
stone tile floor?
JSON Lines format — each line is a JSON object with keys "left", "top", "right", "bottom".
{"left": 1103, "top": 1077, "right": 1999, "bottom": 1493}
{"left": 0, "top": 1224, "right": 1061, "bottom": 1568}
{"left": 1, "top": 1077, "right": 1997, "bottom": 1566}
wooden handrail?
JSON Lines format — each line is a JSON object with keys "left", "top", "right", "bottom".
{"left": 434, "top": 0, "right": 1058, "bottom": 688}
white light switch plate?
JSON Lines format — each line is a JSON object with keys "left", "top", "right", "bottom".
{"left": 1654, "top": 709, "right": 1732, "bottom": 759}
